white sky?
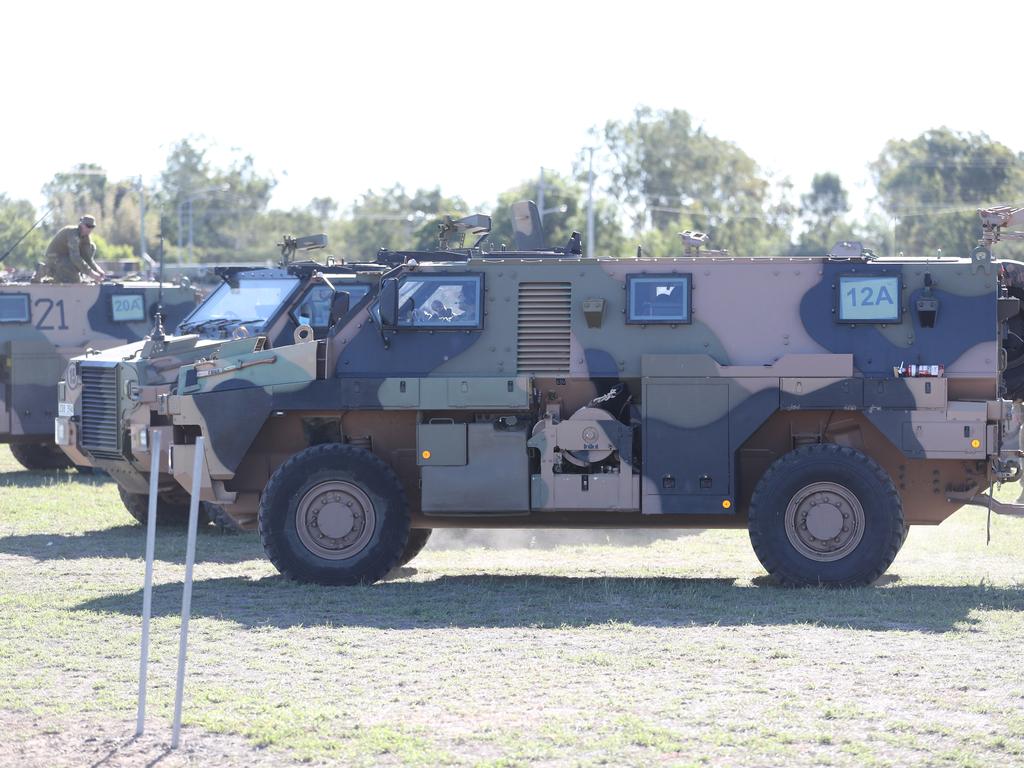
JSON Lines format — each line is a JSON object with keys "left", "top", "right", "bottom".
{"left": 3, "top": 0, "right": 1020, "bottom": 224}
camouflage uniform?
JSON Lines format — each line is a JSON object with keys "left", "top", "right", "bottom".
{"left": 35, "top": 221, "right": 101, "bottom": 283}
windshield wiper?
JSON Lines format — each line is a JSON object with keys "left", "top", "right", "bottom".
{"left": 178, "top": 317, "right": 227, "bottom": 335}
{"left": 178, "top": 316, "right": 267, "bottom": 337}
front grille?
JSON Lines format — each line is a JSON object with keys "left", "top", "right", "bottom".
{"left": 80, "top": 363, "right": 121, "bottom": 458}
{"left": 517, "top": 282, "right": 572, "bottom": 374}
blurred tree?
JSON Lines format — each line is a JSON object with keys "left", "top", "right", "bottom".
{"left": 601, "top": 106, "right": 792, "bottom": 256}
{"left": 156, "top": 138, "right": 276, "bottom": 261}
{"left": 0, "top": 196, "right": 49, "bottom": 271}
{"left": 871, "top": 128, "right": 1024, "bottom": 258}
{"left": 308, "top": 197, "right": 338, "bottom": 228}
{"left": 239, "top": 208, "right": 323, "bottom": 265}
{"left": 488, "top": 172, "right": 627, "bottom": 256}
{"left": 335, "top": 185, "right": 467, "bottom": 258}
{"left": 41, "top": 163, "right": 108, "bottom": 224}
{"left": 793, "top": 172, "right": 857, "bottom": 255}
{"left": 213, "top": 154, "right": 276, "bottom": 252}
{"left": 489, "top": 173, "right": 577, "bottom": 250}
{"left": 41, "top": 167, "right": 163, "bottom": 258}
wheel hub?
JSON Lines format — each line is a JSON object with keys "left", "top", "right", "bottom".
{"left": 784, "top": 482, "right": 865, "bottom": 562}
{"left": 317, "top": 500, "right": 356, "bottom": 539}
{"left": 295, "top": 481, "right": 376, "bottom": 560}
{"left": 805, "top": 501, "right": 843, "bottom": 541}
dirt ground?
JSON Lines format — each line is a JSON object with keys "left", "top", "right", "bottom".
{"left": 0, "top": 710, "right": 302, "bottom": 767}
{"left": 2, "top": 446, "right": 1023, "bottom": 767}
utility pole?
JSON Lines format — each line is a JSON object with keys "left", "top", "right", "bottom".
{"left": 537, "top": 167, "right": 552, "bottom": 223}
{"left": 135, "top": 176, "right": 146, "bottom": 265}
{"left": 177, "top": 202, "right": 184, "bottom": 265}
{"left": 585, "top": 148, "right": 596, "bottom": 259}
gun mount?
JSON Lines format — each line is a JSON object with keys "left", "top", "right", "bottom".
{"left": 437, "top": 214, "right": 491, "bottom": 251}
{"left": 278, "top": 233, "right": 328, "bottom": 265}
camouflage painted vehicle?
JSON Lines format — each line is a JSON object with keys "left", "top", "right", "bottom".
{"left": 0, "top": 279, "right": 196, "bottom": 469}
{"left": 71, "top": 205, "right": 1024, "bottom": 586}
{"left": 55, "top": 235, "right": 389, "bottom": 525}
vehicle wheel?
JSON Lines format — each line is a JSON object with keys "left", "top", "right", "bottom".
{"left": 259, "top": 443, "right": 410, "bottom": 585}
{"left": 118, "top": 485, "right": 206, "bottom": 527}
{"left": 10, "top": 442, "right": 74, "bottom": 471}
{"left": 397, "top": 528, "right": 433, "bottom": 567}
{"left": 748, "top": 444, "right": 904, "bottom": 587}
{"left": 204, "top": 502, "right": 242, "bottom": 532}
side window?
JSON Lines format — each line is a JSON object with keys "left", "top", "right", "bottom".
{"left": 293, "top": 284, "right": 371, "bottom": 335}
{"left": 627, "top": 275, "right": 691, "bottom": 324}
{"left": 835, "top": 275, "right": 901, "bottom": 323}
{"left": 397, "top": 275, "right": 482, "bottom": 328}
{"left": 293, "top": 285, "right": 336, "bottom": 332}
{"left": 0, "top": 294, "right": 30, "bottom": 323}
{"left": 110, "top": 293, "right": 146, "bottom": 322}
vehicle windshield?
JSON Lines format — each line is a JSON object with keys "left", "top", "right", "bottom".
{"left": 177, "top": 276, "right": 300, "bottom": 335}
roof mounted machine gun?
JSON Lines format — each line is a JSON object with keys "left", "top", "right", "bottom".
{"left": 278, "top": 233, "right": 328, "bottom": 265}
{"left": 437, "top": 214, "right": 491, "bottom": 251}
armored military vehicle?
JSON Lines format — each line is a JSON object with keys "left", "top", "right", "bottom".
{"left": 55, "top": 235, "right": 390, "bottom": 525}
{"left": 0, "top": 277, "right": 196, "bottom": 469}
{"left": 60, "top": 204, "right": 1024, "bottom": 586}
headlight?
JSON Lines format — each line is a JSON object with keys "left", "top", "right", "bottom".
{"left": 131, "top": 426, "right": 150, "bottom": 452}
{"left": 65, "top": 362, "right": 79, "bottom": 389}
{"left": 54, "top": 418, "right": 70, "bottom": 446}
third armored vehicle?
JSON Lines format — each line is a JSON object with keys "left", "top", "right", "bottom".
{"left": 1, "top": 278, "right": 196, "bottom": 469}
{"left": 60, "top": 206, "right": 1024, "bottom": 585}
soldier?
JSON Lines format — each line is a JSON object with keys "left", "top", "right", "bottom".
{"left": 33, "top": 215, "right": 107, "bottom": 283}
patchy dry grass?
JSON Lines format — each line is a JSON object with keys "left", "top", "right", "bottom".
{"left": 1, "top": 445, "right": 1023, "bottom": 767}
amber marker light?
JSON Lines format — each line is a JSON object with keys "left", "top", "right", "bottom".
{"left": 722, "top": 499, "right": 732, "bottom": 509}
{"left": 421, "top": 450, "right": 432, "bottom": 460}
{"left": 971, "top": 439, "right": 981, "bottom": 449}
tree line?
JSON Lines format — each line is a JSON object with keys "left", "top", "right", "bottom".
{"left": 2, "top": 107, "right": 1023, "bottom": 271}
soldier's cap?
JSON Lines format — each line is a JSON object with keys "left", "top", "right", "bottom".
{"left": 79, "top": 215, "right": 96, "bottom": 228}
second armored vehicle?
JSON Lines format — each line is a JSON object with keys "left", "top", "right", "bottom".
{"left": 56, "top": 235, "right": 389, "bottom": 524}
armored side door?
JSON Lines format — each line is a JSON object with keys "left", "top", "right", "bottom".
{"left": 642, "top": 378, "right": 731, "bottom": 514}
{"left": 9, "top": 339, "right": 65, "bottom": 438}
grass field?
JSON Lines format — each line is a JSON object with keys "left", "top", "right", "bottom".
{"left": 1, "top": 444, "right": 1023, "bottom": 767}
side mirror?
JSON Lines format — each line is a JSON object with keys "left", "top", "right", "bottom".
{"left": 328, "top": 291, "right": 351, "bottom": 328}
{"left": 379, "top": 278, "right": 398, "bottom": 329}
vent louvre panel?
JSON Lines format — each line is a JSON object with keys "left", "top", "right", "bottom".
{"left": 80, "top": 364, "right": 121, "bottom": 458}
{"left": 517, "top": 282, "right": 571, "bottom": 373}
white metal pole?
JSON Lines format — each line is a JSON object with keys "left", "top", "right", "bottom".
{"left": 171, "top": 436, "right": 205, "bottom": 749}
{"left": 135, "top": 429, "right": 163, "bottom": 736}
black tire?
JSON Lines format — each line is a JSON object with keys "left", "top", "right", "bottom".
{"left": 10, "top": 442, "right": 74, "bottom": 471}
{"left": 118, "top": 485, "right": 206, "bottom": 527}
{"left": 259, "top": 443, "right": 410, "bottom": 585}
{"left": 396, "top": 528, "right": 433, "bottom": 567}
{"left": 748, "top": 444, "right": 904, "bottom": 587}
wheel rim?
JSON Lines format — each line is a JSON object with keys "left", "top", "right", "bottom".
{"left": 295, "top": 480, "right": 376, "bottom": 560}
{"left": 784, "top": 481, "right": 865, "bottom": 562}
